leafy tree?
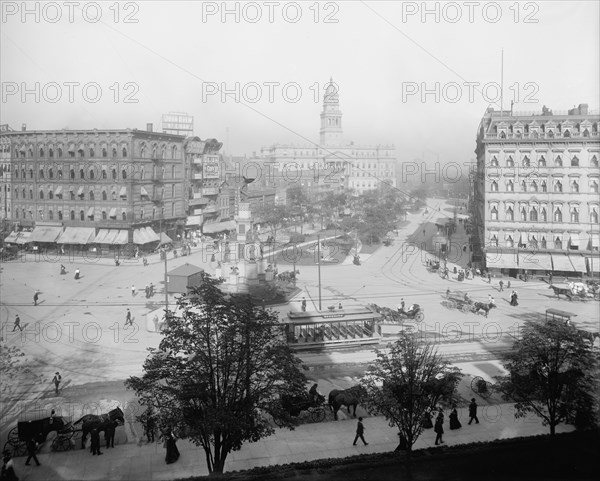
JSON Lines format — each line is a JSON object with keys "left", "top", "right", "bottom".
{"left": 495, "top": 320, "right": 599, "bottom": 435}
{"left": 254, "top": 203, "right": 287, "bottom": 241}
{"left": 0, "top": 341, "right": 42, "bottom": 399}
{"left": 361, "top": 333, "right": 463, "bottom": 453}
{"left": 125, "top": 273, "right": 308, "bottom": 474}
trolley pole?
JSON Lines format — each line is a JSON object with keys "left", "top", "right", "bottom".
{"left": 317, "top": 234, "right": 322, "bottom": 310}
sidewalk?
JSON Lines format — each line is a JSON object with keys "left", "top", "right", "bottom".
{"left": 15, "top": 403, "right": 573, "bottom": 481}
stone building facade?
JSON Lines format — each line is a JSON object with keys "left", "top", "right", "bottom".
{"left": 474, "top": 104, "right": 600, "bottom": 276}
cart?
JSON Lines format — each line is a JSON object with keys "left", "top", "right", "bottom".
{"left": 441, "top": 290, "right": 475, "bottom": 312}
{"left": 3, "top": 415, "right": 79, "bottom": 457}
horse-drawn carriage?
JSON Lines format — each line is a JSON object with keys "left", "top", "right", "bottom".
{"left": 549, "top": 282, "right": 599, "bottom": 302}
{"left": 426, "top": 260, "right": 441, "bottom": 273}
{"left": 442, "top": 290, "right": 496, "bottom": 317}
{"left": 3, "top": 415, "right": 79, "bottom": 456}
{"left": 276, "top": 392, "right": 327, "bottom": 426}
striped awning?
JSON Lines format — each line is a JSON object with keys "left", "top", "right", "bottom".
{"left": 520, "top": 252, "right": 553, "bottom": 271}
{"left": 568, "top": 254, "right": 587, "bottom": 274}
{"left": 29, "top": 226, "right": 63, "bottom": 243}
{"left": 551, "top": 253, "right": 576, "bottom": 273}
{"left": 93, "top": 229, "right": 128, "bottom": 245}
{"left": 133, "top": 227, "right": 160, "bottom": 244}
{"left": 57, "top": 227, "right": 96, "bottom": 245}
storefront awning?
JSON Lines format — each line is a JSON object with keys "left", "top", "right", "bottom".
{"left": 144, "top": 226, "right": 160, "bottom": 242}
{"left": 57, "top": 227, "right": 96, "bottom": 245}
{"left": 520, "top": 252, "right": 553, "bottom": 271}
{"left": 590, "top": 233, "right": 599, "bottom": 249}
{"left": 4, "top": 231, "right": 19, "bottom": 243}
{"left": 158, "top": 232, "right": 173, "bottom": 246}
{"left": 202, "top": 220, "right": 236, "bottom": 234}
{"left": 568, "top": 254, "right": 587, "bottom": 274}
{"left": 29, "top": 226, "right": 63, "bottom": 243}
{"left": 551, "top": 253, "right": 576, "bottom": 273}
{"left": 133, "top": 227, "right": 160, "bottom": 245}
{"left": 15, "top": 231, "right": 33, "bottom": 245}
{"left": 186, "top": 215, "right": 202, "bottom": 226}
{"left": 485, "top": 250, "right": 519, "bottom": 269}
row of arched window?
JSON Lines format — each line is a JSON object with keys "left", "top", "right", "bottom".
{"left": 11, "top": 164, "right": 176, "bottom": 181}
{"left": 490, "top": 204, "right": 598, "bottom": 224}
{"left": 487, "top": 233, "right": 596, "bottom": 251}
{"left": 490, "top": 179, "right": 598, "bottom": 193}
{"left": 13, "top": 208, "right": 127, "bottom": 221}
{"left": 489, "top": 154, "right": 598, "bottom": 168}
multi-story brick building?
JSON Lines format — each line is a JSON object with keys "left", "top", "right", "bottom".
{"left": 258, "top": 79, "right": 397, "bottom": 198}
{"left": 1, "top": 124, "right": 189, "bottom": 254}
{"left": 473, "top": 104, "right": 600, "bottom": 277}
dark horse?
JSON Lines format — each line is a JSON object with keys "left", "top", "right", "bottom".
{"left": 328, "top": 386, "right": 363, "bottom": 421}
{"left": 73, "top": 407, "right": 124, "bottom": 448}
{"left": 474, "top": 302, "right": 496, "bottom": 318}
{"left": 549, "top": 285, "right": 572, "bottom": 299}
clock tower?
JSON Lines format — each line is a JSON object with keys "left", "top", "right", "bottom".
{"left": 319, "top": 78, "right": 343, "bottom": 146}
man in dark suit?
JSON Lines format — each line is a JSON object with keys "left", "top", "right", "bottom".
{"left": 25, "top": 438, "right": 40, "bottom": 466}
{"left": 353, "top": 417, "right": 368, "bottom": 446}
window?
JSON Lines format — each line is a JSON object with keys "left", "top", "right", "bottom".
{"left": 570, "top": 207, "right": 579, "bottom": 223}
{"left": 591, "top": 181, "right": 599, "bottom": 193}
{"left": 591, "top": 208, "right": 599, "bottom": 224}
{"left": 121, "top": 169, "right": 127, "bottom": 180}
{"left": 171, "top": 165, "right": 175, "bottom": 178}
{"left": 39, "top": 168, "right": 44, "bottom": 179}
{"left": 70, "top": 210, "right": 75, "bottom": 220}
{"left": 58, "top": 169, "right": 62, "bottom": 179}
{"left": 14, "top": 190, "right": 18, "bottom": 199}
{"left": 520, "top": 207, "right": 527, "bottom": 222}
{"left": 29, "top": 189, "right": 33, "bottom": 199}
{"left": 490, "top": 235, "right": 498, "bottom": 247}
{"left": 571, "top": 180, "right": 579, "bottom": 193}
{"left": 89, "top": 191, "right": 95, "bottom": 201}
{"left": 112, "top": 169, "right": 117, "bottom": 180}
{"left": 70, "top": 190, "right": 75, "bottom": 200}
{"left": 554, "top": 156, "right": 562, "bottom": 167}
{"left": 48, "top": 210, "right": 53, "bottom": 220}
{"left": 554, "top": 180, "right": 562, "bottom": 193}
{"left": 491, "top": 181, "right": 498, "bottom": 192}
{"left": 80, "top": 210, "right": 85, "bottom": 221}
{"left": 122, "top": 211, "right": 127, "bottom": 221}
{"left": 506, "top": 235, "right": 514, "bottom": 247}
{"left": 531, "top": 180, "right": 538, "bottom": 192}
{"left": 530, "top": 236, "right": 538, "bottom": 249}
{"left": 541, "top": 180, "right": 547, "bottom": 192}
{"left": 541, "top": 237, "right": 547, "bottom": 249}
{"left": 538, "top": 156, "right": 546, "bottom": 167}
{"left": 70, "top": 168, "right": 75, "bottom": 180}
{"left": 112, "top": 148, "right": 117, "bottom": 158}
{"left": 522, "top": 156, "right": 530, "bottom": 167}
{"left": 507, "top": 180, "right": 514, "bottom": 192}
{"left": 102, "top": 211, "right": 107, "bottom": 220}
{"left": 58, "top": 211, "right": 63, "bottom": 220}
{"left": 58, "top": 148, "right": 63, "bottom": 157}
{"left": 571, "top": 156, "right": 579, "bottom": 167}
{"left": 49, "top": 148, "right": 54, "bottom": 158}
{"left": 48, "top": 190, "right": 53, "bottom": 200}
{"left": 80, "top": 168, "right": 85, "bottom": 179}
{"left": 521, "top": 180, "right": 527, "bottom": 192}
{"left": 506, "top": 207, "right": 514, "bottom": 221}
{"left": 591, "top": 156, "right": 598, "bottom": 167}
{"left": 29, "top": 169, "right": 33, "bottom": 179}
{"left": 507, "top": 156, "right": 514, "bottom": 167}
{"left": 48, "top": 168, "right": 53, "bottom": 179}
{"left": 102, "top": 191, "right": 107, "bottom": 201}
{"left": 89, "top": 169, "right": 95, "bottom": 180}
{"left": 530, "top": 207, "right": 538, "bottom": 221}
{"left": 102, "top": 147, "right": 107, "bottom": 158}
{"left": 102, "top": 169, "right": 107, "bottom": 179}
{"left": 541, "top": 208, "right": 547, "bottom": 222}
{"left": 490, "top": 206, "right": 498, "bottom": 220}
{"left": 554, "top": 207, "right": 562, "bottom": 222}
{"left": 122, "top": 147, "right": 127, "bottom": 158}
{"left": 112, "top": 191, "right": 116, "bottom": 200}
{"left": 554, "top": 237, "right": 562, "bottom": 249}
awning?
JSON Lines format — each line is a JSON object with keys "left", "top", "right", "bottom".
{"left": 114, "top": 230, "right": 129, "bottom": 245}
{"left": 93, "top": 229, "right": 111, "bottom": 244}
{"left": 93, "top": 229, "right": 128, "bottom": 245}
{"left": 586, "top": 256, "right": 600, "bottom": 274}
{"left": 29, "top": 226, "right": 63, "bottom": 243}
{"left": 485, "top": 250, "right": 519, "bottom": 269}
{"left": 54, "top": 186, "right": 62, "bottom": 196}
{"left": 15, "top": 231, "right": 33, "bottom": 245}
{"left": 87, "top": 207, "right": 94, "bottom": 217}
{"left": 551, "top": 253, "right": 576, "bottom": 273}
{"left": 158, "top": 232, "right": 173, "bottom": 246}
{"left": 202, "top": 220, "right": 236, "bottom": 234}
{"left": 133, "top": 227, "right": 159, "bottom": 244}
{"left": 589, "top": 233, "right": 599, "bottom": 249}
{"left": 56, "top": 227, "right": 96, "bottom": 245}
{"left": 109, "top": 208, "right": 117, "bottom": 218}
{"left": 520, "top": 252, "right": 553, "bottom": 271}
{"left": 144, "top": 226, "right": 160, "bottom": 242}
{"left": 4, "top": 231, "right": 19, "bottom": 243}
{"left": 119, "top": 186, "right": 127, "bottom": 197}
{"left": 77, "top": 186, "right": 84, "bottom": 196}
{"left": 140, "top": 186, "right": 149, "bottom": 197}
{"left": 568, "top": 254, "right": 587, "bottom": 274}
{"left": 568, "top": 233, "right": 580, "bottom": 247}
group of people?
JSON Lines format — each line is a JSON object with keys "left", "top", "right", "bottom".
{"left": 144, "top": 283, "right": 155, "bottom": 298}
{"left": 428, "top": 398, "right": 480, "bottom": 446}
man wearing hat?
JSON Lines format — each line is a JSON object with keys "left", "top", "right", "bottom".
{"left": 52, "top": 372, "right": 61, "bottom": 395}
{"left": 125, "top": 309, "right": 133, "bottom": 327}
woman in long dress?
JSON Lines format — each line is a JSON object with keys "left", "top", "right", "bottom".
{"left": 449, "top": 408, "right": 462, "bottom": 430}
{"left": 164, "top": 432, "right": 180, "bottom": 464}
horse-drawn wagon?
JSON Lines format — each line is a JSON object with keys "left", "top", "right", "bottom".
{"left": 276, "top": 392, "right": 327, "bottom": 426}
{"left": 442, "top": 290, "right": 496, "bottom": 317}
{"left": 3, "top": 414, "right": 78, "bottom": 456}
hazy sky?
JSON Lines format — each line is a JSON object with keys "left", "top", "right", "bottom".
{"left": 1, "top": 1, "right": 599, "bottom": 163}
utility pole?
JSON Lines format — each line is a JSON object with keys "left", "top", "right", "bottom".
{"left": 160, "top": 216, "right": 169, "bottom": 311}
{"left": 317, "top": 234, "right": 322, "bottom": 310}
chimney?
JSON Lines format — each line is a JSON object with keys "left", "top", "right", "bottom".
{"left": 146, "top": 123, "right": 153, "bottom": 132}
{"left": 578, "top": 104, "right": 589, "bottom": 115}
{"left": 21, "top": 123, "right": 26, "bottom": 131}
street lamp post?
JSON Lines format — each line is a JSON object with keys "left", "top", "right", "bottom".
{"left": 317, "top": 234, "right": 322, "bottom": 310}
{"left": 160, "top": 215, "right": 169, "bottom": 311}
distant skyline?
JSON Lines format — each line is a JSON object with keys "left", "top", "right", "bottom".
{"left": 1, "top": 1, "right": 598, "bottom": 164}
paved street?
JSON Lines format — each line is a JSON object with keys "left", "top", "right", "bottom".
{"left": 1, "top": 198, "right": 598, "bottom": 479}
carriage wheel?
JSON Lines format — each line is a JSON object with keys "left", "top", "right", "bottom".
{"left": 310, "top": 407, "right": 326, "bottom": 423}
{"left": 3, "top": 440, "right": 27, "bottom": 458}
{"left": 470, "top": 376, "right": 492, "bottom": 398}
{"left": 52, "top": 436, "right": 73, "bottom": 452}
{"left": 415, "top": 312, "right": 425, "bottom": 322}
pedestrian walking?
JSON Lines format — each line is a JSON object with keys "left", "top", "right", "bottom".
{"left": 352, "top": 417, "right": 368, "bottom": 446}
{"left": 125, "top": 309, "right": 133, "bottom": 327}
{"left": 507, "top": 280, "right": 511, "bottom": 289}
{"left": 1, "top": 450, "right": 18, "bottom": 481}
{"left": 487, "top": 272, "right": 491, "bottom": 283}
{"left": 74, "top": 268, "right": 80, "bottom": 280}
{"left": 548, "top": 272, "right": 553, "bottom": 285}
{"left": 449, "top": 407, "right": 462, "bottom": 430}
{"left": 33, "top": 291, "right": 39, "bottom": 306}
{"left": 510, "top": 290, "right": 519, "bottom": 306}
{"left": 145, "top": 285, "right": 150, "bottom": 299}
{"left": 499, "top": 279, "right": 504, "bottom": 291}
{"left": 90, "top": 428, "right": 102, "bottom": 455}
{"left": 434, "top": 411, "right": 444, "bottom": 445}
{"left": 488, "top": 294, "right": 492, "bottom": 303}
{"left": 12, "top": 315, "right": 23, "bottom": 332}
{"left": 149, "top": 283, "right": 154, "bottom": 297}
{"left": 143, "top": 256, "right": 148, "bottom": 267}
{"left": 163, "top": 431, "right": 180, "bottom": 464}
{"left": 52, "top": 372, "right": 61, "bottom": 395}
{"left": 131, "top": 284, "right": 136, "bottom": 297}
{"left": 468, "top": 398, "right": 479, "bottom": 424}
{"left": 25, "top": 437, "right": 40, "bottom": 466}
{"left": 301, "top": 297, "right": 307, "bottom": 312}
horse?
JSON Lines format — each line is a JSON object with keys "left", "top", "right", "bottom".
{"left": 549, "top": 285, "right": 572, "bottom": 299}
{"left": 73, "top": 407, "right": 124, "bottom": 448}
{"left": 473, "top": 302, "right": 496, "bottom": 318}
{"left": 328, "top": 386, "right": 363, "bottom": 421}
